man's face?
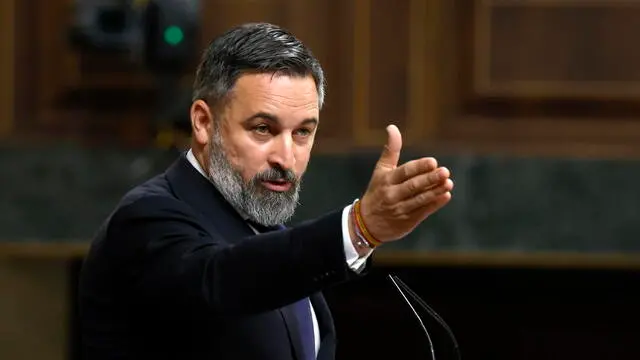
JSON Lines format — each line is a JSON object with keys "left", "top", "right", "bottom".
{"left": 194, "top": 73, "right": 319, "bottom": 226}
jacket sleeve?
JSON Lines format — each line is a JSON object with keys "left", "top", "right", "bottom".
{"left": 107, "top": 195, "right": 369, "bottom": 315}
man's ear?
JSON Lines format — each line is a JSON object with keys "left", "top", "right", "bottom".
{"left": 190, "top": 100, "right": 213, "bottom": 146}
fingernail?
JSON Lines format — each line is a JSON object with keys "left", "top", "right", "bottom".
{"left": 436, "top": 168, "right": 448, "bottom": 180}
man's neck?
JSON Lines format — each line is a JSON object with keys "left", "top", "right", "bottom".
{"left": 186, "top": 149, "right": 208, "bottom": 178}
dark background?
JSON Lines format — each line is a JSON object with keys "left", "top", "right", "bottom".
{"left": 2, "top": 1, "right": 640, "bottom": 359}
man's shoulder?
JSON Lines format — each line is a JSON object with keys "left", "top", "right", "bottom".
{"left": 119, "top": 172, "right": 171, "bottom": 205}
{"left": 113, "top": 173, "right": 192, "bottom": 220}
{"left": 87, "top": 173, "right": 200, "bottom": 252}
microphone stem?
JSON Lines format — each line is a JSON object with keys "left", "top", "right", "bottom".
{"left": 388, "top": 273, "right": 462, "bottom": 360}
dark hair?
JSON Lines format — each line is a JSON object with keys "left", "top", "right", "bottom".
{"left": 192, "top": 22, "right": 325, "bottom": 109}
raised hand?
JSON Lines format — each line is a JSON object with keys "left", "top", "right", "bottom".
{"left": 356, "top": 125, "right": 453, "bottom": 243}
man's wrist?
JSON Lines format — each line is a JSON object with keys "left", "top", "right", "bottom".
{"left": 348, "top": 205, "right": 376, "bottom": 257}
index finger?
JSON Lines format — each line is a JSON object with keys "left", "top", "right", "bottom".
{"left": 388, "top": 157, "right": 438, "bottom": 184}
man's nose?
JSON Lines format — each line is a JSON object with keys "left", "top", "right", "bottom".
{"left": 268, "top": 133, "right": 295, "bottom": 171}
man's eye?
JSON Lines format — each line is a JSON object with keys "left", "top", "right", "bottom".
{"left": 294, "top": 128, "right": 312, "bottom": 136}
{"left": 254, "top": 125, "right": 270, "bottom": 134}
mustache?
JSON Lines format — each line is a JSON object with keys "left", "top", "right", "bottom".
{"left": 254, "top": 166, "right": 298, "bottom": 183}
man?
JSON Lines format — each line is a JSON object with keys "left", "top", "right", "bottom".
{"left": 78, "top": 22, "right": 454, "bottom": 360}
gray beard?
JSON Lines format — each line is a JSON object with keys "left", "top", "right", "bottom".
{"left": 205, "top": 130, "right": 301, "bottom": 227}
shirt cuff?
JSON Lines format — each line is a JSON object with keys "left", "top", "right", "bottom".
{"left": 342, "top": 203, "right": 373, "bottom": 273}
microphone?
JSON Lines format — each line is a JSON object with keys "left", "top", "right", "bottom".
{"left": 388, "top": 274, "right": 461, "bottom": 360}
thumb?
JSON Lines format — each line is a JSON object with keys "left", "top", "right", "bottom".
{"left": 376, "top": 124, "right": 402, "bottom": 170}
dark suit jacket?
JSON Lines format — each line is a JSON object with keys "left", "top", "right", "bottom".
{"left": 78, "top": 154, "right": 369, "bottom": 360}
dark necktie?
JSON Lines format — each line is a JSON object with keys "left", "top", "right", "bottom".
{"left": 247, "top": 220, "right": 316, "bottom": 359}
{"left": 292, "top": 296, "right": 315, "bottom": 360}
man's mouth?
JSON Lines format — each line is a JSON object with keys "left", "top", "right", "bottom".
{"left": 261, "top": 179, "right": 293, "bottom": 192}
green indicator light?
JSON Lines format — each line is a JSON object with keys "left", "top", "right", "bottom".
{"left": 163, "top": 25, "right": 184, "bottom": 46}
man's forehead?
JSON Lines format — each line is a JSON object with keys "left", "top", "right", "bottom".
{"left": 233, "top": 73, "right": 316, "bottom": 97}
{"left": 228, "top": 73, "right": 320, "bottom": 117}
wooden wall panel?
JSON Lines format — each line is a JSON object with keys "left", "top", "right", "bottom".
{"left": 201, "top": 0, "right": 288, "bottom": 37}
{"left": 12, "top": 0, "right": 365, "bottom": 148}
{"left": 475, "top": 0, "right": 640, "bottom": 98}
{"left": 435, "top": 0, "right": 640, "bottom": 157}
{"left": 352, "top": 0, "right": 442, "bottom": 148}
{"left": 12, "top": 0, "right": 640, "bottom": 157}
{"left": 0, "top": 260, "right": 68, "bottom": 360}
{"left": 284, "top": 0, "right": 356, "bottom": 145}
{"left": 13, "top": 0, "right": 156, "bottom": 145}
{"left": 0, "top": 0, "right": 15, "bottom": 137}
{"left": 367, "top": 0, "right": 410, "bottom": 143}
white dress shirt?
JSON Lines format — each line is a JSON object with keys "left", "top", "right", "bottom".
{"left": 186, "top": 149, "right": 372, "bottom": 356}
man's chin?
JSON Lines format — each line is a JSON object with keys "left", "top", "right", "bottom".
{"left": 246, "top": 201, "right": 299, "bottom": 227}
